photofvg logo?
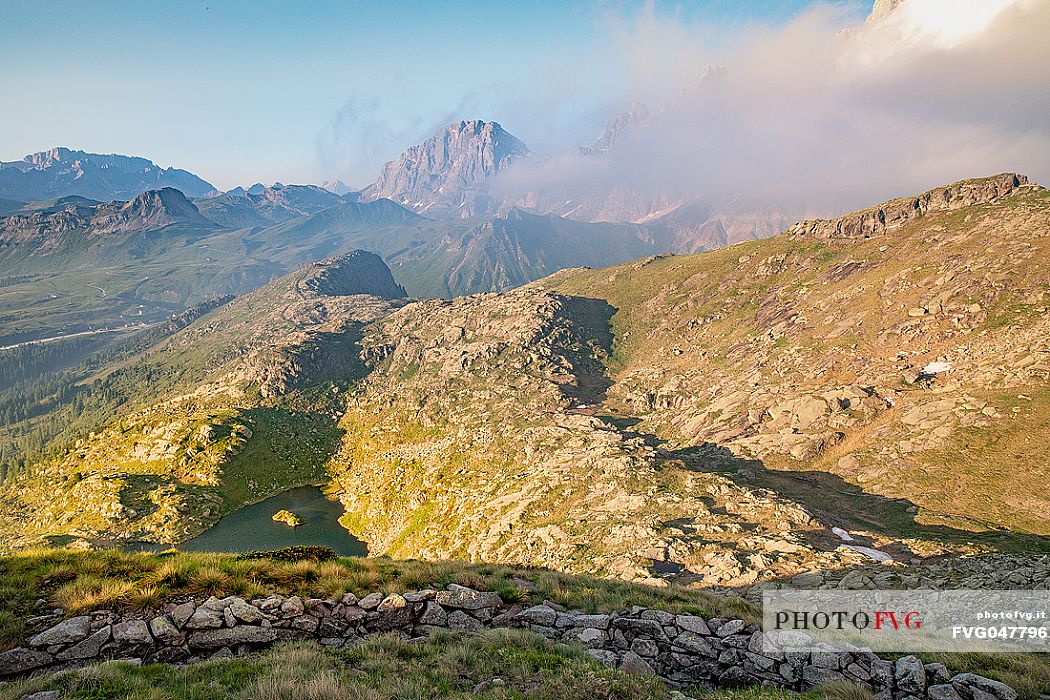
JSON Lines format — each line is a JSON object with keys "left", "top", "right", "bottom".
{"left": 762, "top": 590, "right": 1049, "bottom": 653}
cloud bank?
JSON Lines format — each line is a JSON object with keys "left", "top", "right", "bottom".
{"left": 492, "top": 0, "right": 1050, "bottom": 217}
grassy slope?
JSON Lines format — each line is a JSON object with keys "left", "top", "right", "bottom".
{"left": 0, "top": 264, "right": 401, "bottom": 549}
{"left": 0, "top": 549, "right": 753, "bottom": 651}
{"left": 545, "top": 186, "right": 1050, "bottom": 544}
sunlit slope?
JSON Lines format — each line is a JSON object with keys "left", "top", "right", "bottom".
{"left": 546, "top": 175, "right": 1050, "bottom": 535}
{"left": 0, "top": 253, "right": 407, "bottom": 550}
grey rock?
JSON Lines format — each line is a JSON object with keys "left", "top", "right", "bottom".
{"left": 56, "top": 626, "right": 110, "bottom": 660}
{"left": 447, "top": 610, "right": 484, "bottom": 633}
{"left": 0, "top": 647, "right": 52, "bottom": 677}
{"left": 673, "top": 631, "right": 716, "bottom": 657}
{"left": 929, "top": 684, "right": 965, "bottom": 700}
{"left": 719, "top": 666, "right": 755, "bottom": 688}
{"left": 171, "top": 601, "right": 195, "bottom": 628}
{"left": 112, "top": 620, "right": 152, "bottom": 645}
{"left": 587, "top": 649, "right": 618, "bottom": 667}
{"left": 951, "top": 674, "right": 1019, "bottom": 700}
{"left": 357, "top": 593, "right": 384, "bottom": 610}
{"left": 517, "top": 605, "right": 558, "bottom": 627}
{"left": 434, "top": 584, "right": 502, "bottom": 610}
{"left": 641, "top": 609, "right": 675, "bottom": 626}
{"left": 803, "top": 666, "right": 846, "bottom": 685}
{"left": 188, "top": 626, "right": 277, "bottom": 649}
{"left": 620, "top": 650, "right": 656, "bottom": 676}
{"left": 630, "top": 637, "right": 659, "bottom": 657}
{"left": 926, "top": 663, "right": 952, "bottom": 685}
{"left": 896, "top": 656, "right": 927, "bottom": 695}
{"left": 566, "top": 627, "right": 606, "bottom": 648}
{"left": 715, "top": 619, "right": 745, "bottom": 637}
{"left": 573, "top": 614, "right": 611, "bottom": 630}
{"left": 184, "top": 606, "right": 224, "bottom": 629}
{"left": 229, "top": 600, "right": 264, "bottom": 624}
{"left": 418, "top": 602, "right": 447, "bottom": 626}
{"left": 19, "top": 692, "right": 61, "bottom": 700}
{"left": 29, "top": 616, "right": 91, "bottom": 647}
{"left": 149, "top": 616, "right": 184, "bottom": 645}
{"left": 280, "top": 596, "right": 306, "bottom": 617}
{"left": 675, "top": 614, "right": 711, "bottom": 635}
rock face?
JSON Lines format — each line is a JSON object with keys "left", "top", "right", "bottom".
{"left": 0, "top": 147, "right": 215, "bottom": 202}
{"left": 362, "top": 120, "right": 529, "bottom": 216}
{"left": 787, "top": 174, "right": 1028, "bottom": 240}
{"left": 299, "top": 251, "right": 407, "bottom": 299}
{"left": 2, "top": 585, "right": 1017, "bottom": 700}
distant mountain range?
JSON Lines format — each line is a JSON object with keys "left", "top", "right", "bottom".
{"left": 0, "top": 147, "right": 216, "bottom": 202}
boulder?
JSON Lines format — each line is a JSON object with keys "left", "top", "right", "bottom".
{"left": 229, "top": 600, "right": 264, "bottom": 624}
{"left": 447, "top": 610, "right": 484, "bottom": 633}
{"left": 0, "top": 647, "right": 52, "bottom": 677}
{"left": 620, "top": 650, "right": 656, "bottom": 676}
{"left": 56, "top": 626, "right": 111, "bottom": 660}
{"left": 184, "top": 606, "right": 224, "bottom": 629}
{"left": 170, "top": 601, "right": 196, "bottom": 628}
{"left": 896, "top": 655, "right": 927, "bottom": 695}
{"left": 149, "top": 616, "right": 184, "bottom": 645}
{"left": 675, "top": 614, "right": 711, "bottom": 635}
{"left": 28, "top": 616, "right": 91, "bottom": 646}
{"left": 434, "top": 584, "right": 502, "bottom": 610}
{"left": 951, "top": 673, "right": 1019, "bottom": 700}
{"left": 419, "top": 602, "right": 448, "bottom": 626}
{"left": 188, "top": 626, "right": 277, "bottom": 650}
{"left": 113, "top": 620, "right": 152, "bottom": 645}
{"left": 517, "top": 605, "right": 558, "bottom": 627}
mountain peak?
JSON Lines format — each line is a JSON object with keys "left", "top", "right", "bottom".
{"left": 300, "top": 250, "right": 408, "bottom": 299}
{"left": 362, "top": 119, "right": 529, "bottom": 216}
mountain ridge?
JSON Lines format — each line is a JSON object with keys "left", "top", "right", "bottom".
{"left": 0, "top": 147, "right": 216, "bottom": 203}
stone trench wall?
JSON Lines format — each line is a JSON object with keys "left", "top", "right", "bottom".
{"left": 0, "top": 584, "right": 1018, "bottom": 700}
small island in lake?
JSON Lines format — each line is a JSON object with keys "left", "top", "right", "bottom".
{"left": 271, "top": 509, "right": 304, "bottom": 527}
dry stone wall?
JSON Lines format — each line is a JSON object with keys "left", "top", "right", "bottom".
{"left": 0, "top": 585, "right": 1018, "bottom": 700}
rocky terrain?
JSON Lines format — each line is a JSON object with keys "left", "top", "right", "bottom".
{"left": 546, "top": 174, "right": 1050, "bottom": 545}
{"left": 2, "top": 175, "right": 1048, "bottom": 589}
{"left": 0, "top": 583, "right": 1022, "bottom": 700}
{"left": 0, "top": 252, "right": 407, "bottom": 550}
{"left": 0, "top": 148, "right": 215, "bottom": 203}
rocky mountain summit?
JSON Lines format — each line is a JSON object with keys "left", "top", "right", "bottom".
{"left": 0, "top": 147, "right": 215, "bottom": 203}
{"left": 194, "top": 183, "right": 344, "bottom": 228}
{"left": 0, "top": 187, "right": 214, "bottom": 249}
{"left": 361, "top": 120, "right": 529, "bottom": 216}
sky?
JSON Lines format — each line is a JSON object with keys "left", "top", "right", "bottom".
{"left": 1, "top": 0, "right": 1047, "bottom": 209}
{"left": 0, "top": 0, "right": 870, "bottom": 190}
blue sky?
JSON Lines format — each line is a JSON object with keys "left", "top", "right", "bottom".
{"left": 0, "top": 1, "right": 870, "bottom": 189}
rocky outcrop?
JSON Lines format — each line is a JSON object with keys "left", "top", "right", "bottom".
{"left": 361, "top": 120, "right": 529, "bottom": 216}
{"left": 787, "top": 174, "right": 1030, "bottom": 240}
{"left": 0, "top": 585, "right": 1017, "bottom": 700}
{"left": 299, "top": 251, "right": 407, "bottom": 299}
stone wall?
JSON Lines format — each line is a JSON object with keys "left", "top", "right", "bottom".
{"left": 0, "top": 585, "right": 1018, "bottom": 700}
